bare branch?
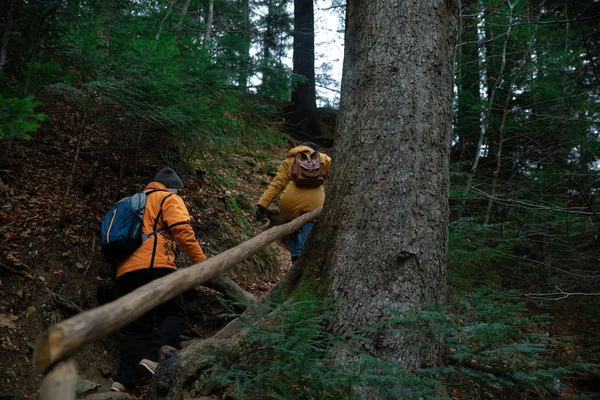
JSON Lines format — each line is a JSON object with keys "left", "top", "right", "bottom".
{"left": 156, "top": 1, "right": 177, "bottom": 40}
{"left": 525, "top": 287, "right": 600, "bottom": 301}
{"left": 467, "top": 186, "right": 598, "bottom": 217}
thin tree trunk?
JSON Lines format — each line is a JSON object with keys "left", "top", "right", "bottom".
{"left": 178, "top": 0, "right": 191, "bottom": 25}
{"left": 0, "top": 137, "right": 14, "bottom": 170}
{"left": 238, "top": 0, "right": 251, "bottom": 90}
{"left": 156, "top": 0, "right": 177, "bottom": 40}
{"left": 484, "top": 29, "right": 533, "bottom": 224}
{"left": 458, "top": 0, "right": 515, "bottom": 219}
{"left": 0, "top": 0, "right": 16, "bottom": 72}
{"left": 562, "top": 0, "right": 568, "bottom": 109}
{"left": 204, "top": 0, "right": 214, "bottom": 42}
{"left": 261, "top": 0, "right": 274, "bottom": 93}
{"left": 484, "top": 90, "right": 510, "bottom": 224}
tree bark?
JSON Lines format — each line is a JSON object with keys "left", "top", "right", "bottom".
{"left": 300, "top": 0, "right": 458, "bottom": 369}
{"left": 289, "top": 0, "right": 321, "bottom": 139}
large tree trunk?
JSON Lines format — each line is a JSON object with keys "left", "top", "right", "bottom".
{"left": 289, "top": 0, "right": 321, "bottom": 138}
{"left": 150, "top": 1, "right": 458, "bottom": 397}
{"left": 300, "top": 0, "right": 458, "bottom": 368}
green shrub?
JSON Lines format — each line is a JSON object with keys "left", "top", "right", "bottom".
{"left": 197, "top": 298, "right": 444, "bottom": 399}
{"left": 379, "top": 287, "right": 595, "bottom": 398}
{"left": 198, "top": 289, "right": 594, "bottom": 399}
{"left": 0, "top": 95, "right": 46, "bottom": 140}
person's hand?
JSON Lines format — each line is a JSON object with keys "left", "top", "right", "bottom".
{"left": 255, "top": 205, "right": 266, "bottom": 221}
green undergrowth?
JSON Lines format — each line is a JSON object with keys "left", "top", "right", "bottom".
{"left": 196, "top": 288, "right": 595, "bottom": 399}
{"left": 196, "top": 296, "right": 444, "bottom": 400}
{"left": 186, "top": 136, "right": 285, "bottom": 280}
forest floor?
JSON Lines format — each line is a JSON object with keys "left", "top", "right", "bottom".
{"left": 0, "top": 109, "right": 302, "bottom": 399}
{"left": 0, "top": 110, "right": 597, "bottom": 399}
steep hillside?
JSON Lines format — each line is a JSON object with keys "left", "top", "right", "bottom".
{"left": 0, "top": 104, "right": 294, "bottom": 398}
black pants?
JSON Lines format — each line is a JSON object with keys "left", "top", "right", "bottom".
{"left": 114, "top": 268, "right": 187, "bottom": 389}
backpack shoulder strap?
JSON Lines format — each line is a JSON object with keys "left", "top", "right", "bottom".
{"left": 148, "top": 192, "right": 175, "bottom": 268}
{"left": 145, "top": 188, "right": 167, "bottom": 195}
{"left": 143, "top": 192, "right": 173, "bottom": 240}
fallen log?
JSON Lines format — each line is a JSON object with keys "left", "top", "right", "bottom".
{"left": 34, "top": 208, "right": 321, "bottom": 371}
{"left": 40, "top": 358, "right": 77, "bottom": 400}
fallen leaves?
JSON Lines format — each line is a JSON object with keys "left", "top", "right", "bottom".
{"left": 1, "top": 335, "right": 20, "bottom": 351}
{"left": 0, "top": 314, "right": 18, "bottom": 329}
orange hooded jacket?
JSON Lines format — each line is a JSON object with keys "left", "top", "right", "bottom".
{"left": 257, "top": 145, "right": 331, "bottom": 221}
{"left": 116, "top": 182, "right": 206, "bottom": 278}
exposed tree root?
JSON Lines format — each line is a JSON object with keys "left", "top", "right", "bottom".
{"left": 204, "top": 274, "right": 256, "bottom": 308}
{"left": 46, "top": 287, "right": 83, "bottom": 314}
{"left": 149, "top": 259, "right": 307, "bottom": 399}
{"left": 0, "top": 261, "right": 29, "bottom": 276}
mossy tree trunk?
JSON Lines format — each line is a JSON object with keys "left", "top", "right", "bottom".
{"left": 300, "top": 0, "right": 458, "bottom": 368}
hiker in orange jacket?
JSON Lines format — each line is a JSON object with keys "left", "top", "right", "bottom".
{"left": 255, "top": 142, "right": 331, "bottom": 262}
{"left": 112, "top": 168, "right": 206, "bottom": 393}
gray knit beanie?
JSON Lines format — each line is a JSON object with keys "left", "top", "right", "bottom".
{"left": 153, "top": 167, "right": 184, "bottom": 189}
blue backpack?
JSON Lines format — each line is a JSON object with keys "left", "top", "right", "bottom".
{"left": 100, "top": 189, "right": 165, "bottom": 264}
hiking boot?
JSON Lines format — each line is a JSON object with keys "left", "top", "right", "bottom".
{"left": 137, "top": 359, "right": 158, "bottom": 378}
{"left": 110, "top": 382, "right": 127, "bottom": 392}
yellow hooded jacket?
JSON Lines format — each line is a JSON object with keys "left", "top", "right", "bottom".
{"left": 116, "top": 182, "right": 206, "bottom": 278}
{"left": 258, "top": 145, "right": 332, "bottom": 221}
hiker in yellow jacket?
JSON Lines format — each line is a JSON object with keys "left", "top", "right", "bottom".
{"left": 255, "top": 142, "right": 331, "bottom": 261}
{"left": 112, "top": 168, "right": 206, "bottom": 393}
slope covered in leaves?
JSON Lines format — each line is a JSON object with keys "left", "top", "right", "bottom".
{"left": 0, "top": 101, "right": 292, "bottom": 397}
